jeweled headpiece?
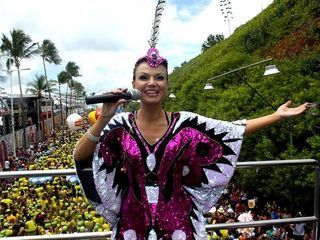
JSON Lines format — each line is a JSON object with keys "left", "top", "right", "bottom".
{"left": 138, "top": 0, "right": 167, "bottom": 68}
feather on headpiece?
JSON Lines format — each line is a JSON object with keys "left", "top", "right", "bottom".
{"left": 141, "top": 0, "right": 167, "bottom": 68}
{"left": 148, "top": 0, "right": 166, "bottom": 48}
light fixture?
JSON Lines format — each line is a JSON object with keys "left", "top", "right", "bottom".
{"left": 204, "top": 83, "right": 214, "bottom": 90}
{"left": 263, "top": 64, "right": 280, "bottom": 76}
{"left": 169, "top": 93, "right": 176, "bottom": 98}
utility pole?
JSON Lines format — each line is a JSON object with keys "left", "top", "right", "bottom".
{"left": 219, "top": 0, "right": 233, "bottom": 36}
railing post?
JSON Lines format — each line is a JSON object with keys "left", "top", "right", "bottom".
{"left": 313, "top": 163, "right": 320, "bottom": 240}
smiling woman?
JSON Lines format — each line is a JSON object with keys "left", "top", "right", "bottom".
{"left": 72, "top": 0, "right": 308, "bottom": 239}
{"left": 133, "top": 62, "right": 168, "bottom": 105}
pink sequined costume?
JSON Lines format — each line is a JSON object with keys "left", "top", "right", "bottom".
{"left": 76, "top": 111, "right": 246, "bottom": 240}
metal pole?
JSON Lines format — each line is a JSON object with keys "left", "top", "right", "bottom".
{"left": 44, "top": 90, "right": 49, "bottom": 140}
{"left": 236, "top": 159, "right": 319, "bottom": 168}
{"left": 236, "top": 72, "right": 277, "bottom": 111}
{"left": 169, "top": 97, "right": 186, "bottom": 111}
{"left": 37, "top": 99, "right": 42, "bottom": 142}
{"left": 206, "top": 58, "right": 273, "bottom": 82}
{"left": 205, "top": 58, "right": 296, "bottom": 144}
{"left": 313, "top": 165, "right": 320, "bottom": 240}
{"left": 289, "top": 119, "right": 294, "bottom": 145}
{"left": 8, "top": 66, "right": 16, "bottom": 158}
{"left": 3, "top": 63, "right": 31, "bottom": 154}
{"left": 0, "top": 159, "right": 318, "bottom": 178}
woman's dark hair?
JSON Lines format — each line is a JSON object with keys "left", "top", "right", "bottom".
{"left": 133, "top": 57, "right": 168, "bottom": 80}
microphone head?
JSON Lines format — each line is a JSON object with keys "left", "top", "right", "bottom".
{"left": 128, "top": 89, "right": 141, "bottom": 101}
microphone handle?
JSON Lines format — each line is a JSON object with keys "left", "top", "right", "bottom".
{"left": 85, "top": 93, "right": 131, "bottom": 104}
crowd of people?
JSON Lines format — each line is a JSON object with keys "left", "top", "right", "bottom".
{"left": 204, "top": 182, "right": 313, "bottom": 239}
{"left": 0, "top": 123, "right": 312, "bottom": 239}
{"left": 0, "top": 126, "right": 111, "bottom": 237}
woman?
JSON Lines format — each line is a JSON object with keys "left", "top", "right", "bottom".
{"left": 74, "top": 55, "right": 308, "bottom": 240}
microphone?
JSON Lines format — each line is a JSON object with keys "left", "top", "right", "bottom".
{"left": 85, "top": 89, "right": 141, "bottom": 104}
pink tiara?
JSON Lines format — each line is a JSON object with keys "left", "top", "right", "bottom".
{"left": 146, "top": 47, "right": 166, "bottom": 68}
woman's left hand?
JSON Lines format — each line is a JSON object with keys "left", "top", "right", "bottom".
{"left": 245, "top": 100, "right": 309, "bottom": 135}
{"left": 275, "top": 100, "right": 309, "bottom": 119}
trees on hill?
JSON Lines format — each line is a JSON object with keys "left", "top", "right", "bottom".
{"left": 166, "top": 0, "right": 320, "bottom": 212}
{"left": 201, "top": 33, "right": 225, "bottom": 52}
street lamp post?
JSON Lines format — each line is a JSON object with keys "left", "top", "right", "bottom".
{"left": 8, "top": 64, "right": 16, "bottom": 158}
{"left": 235, "top": 72, "right": 276, "bottom": 111}
{"left": 204, "top": 58, "right": 278, "bottom": 110}
{"left": 169, "top": 93, "right": 176, "bottom": 99}
{"left": 2, "top": 63, "right": 31, "bottom": 157}
{"left": 36, "top": 98, "right": 42, "bottom": 142}
{"left": 203, "top": 58, "right": 295, "bottom": 144}
{"left": 43, "top": 89, "right": 49, "bottom": 141}
{"left": 204, "top": 83, "right": 214, "bottom": 90}
{"left": 168, "top": 92, "right": 186, "bottom": 110}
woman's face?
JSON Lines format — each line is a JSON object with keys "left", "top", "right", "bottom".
{"left": 132, "top": 61, "right": 168, "bottom": 105}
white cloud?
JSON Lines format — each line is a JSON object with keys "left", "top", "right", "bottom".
{"left": 0, "top": 0, "right": 273, "bottom": 95}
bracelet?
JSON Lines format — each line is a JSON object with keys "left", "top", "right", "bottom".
{"left": 86, "top": 128, "right": 100, "bottom": 143}
{"left": 98, "top": 114, "right": 114, "bottom": 120}
{"left": 100, "top": 114, "right": 112, "bottom": 118}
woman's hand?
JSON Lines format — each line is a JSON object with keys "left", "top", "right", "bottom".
{"left": 74, "top": 88, "right": 128, "bottom": 162}
{"left": 99, "top": 88, "right": 128, "bottom": 122}
{"left": 245, "top": 101, "right": 309, "bottom": 135}
{"left": 274, "top": 100, "right": 309, "bottom": 119}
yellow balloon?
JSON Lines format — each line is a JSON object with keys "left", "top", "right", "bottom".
{"left": 88, "top": 111, "right": 96, "bottom": 125}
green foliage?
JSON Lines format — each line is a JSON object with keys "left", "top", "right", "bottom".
{"left": 26, "top": 74, "right": 57, "bottom": 98}
{"left": 39, "top": 39, "right": 62, "bottom": 65}
{"left": 72, "top": 80, "right": 85, "bottom": 97}
{"left": 298, "top": 54, "right": 320, "bottom": 77}
{"left": 123, "top": 101, "right": 140, "bottom": 113}
{"left": 166, "top": 0, "right": 320, "bottom": 212}
{"left": 0, "top": 28, "right": 39, "bottom": 147}
{"left": 201, "top": 34, "right": 224, "bottom": 52}
{"left": 65, "top": 61, "right": 81, "bottom": 78}
{"left": 244, "top": 21, "right": 271, "bottom": 53}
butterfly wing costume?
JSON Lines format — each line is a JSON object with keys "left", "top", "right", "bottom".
{"left": 76, "top": 111, "right": 246, "bottom": 240}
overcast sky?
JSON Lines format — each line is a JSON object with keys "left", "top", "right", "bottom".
{"left": 0, "top": 0, "right": 273, "bottom": 95}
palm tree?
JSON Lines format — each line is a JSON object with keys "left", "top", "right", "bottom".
{"left": 26, "top": 75, "right": 57, "bottom": 140}
{"left": 26, "top": 74, "right": 57, "bottom": 98}
{"left": 1, "top": 28, "right": 38, "bottom": 148}
{"left": 26, "top": 75, "right": 47, "bottom": 98}
{"left": 57, "top": 71, "right": 69, "bottom": 125}
{"left": 72, "top": 80, "right": 85, "bottom": 112}
{"left": 64, "top": 61, "right": 81, "bottom": 119}
{"left": 37, "top": 39, "right": 62, "bottom": 130}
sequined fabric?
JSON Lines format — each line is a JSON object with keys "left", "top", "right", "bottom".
{"left": 76, "top": 112, "right": 246, "bottom": 240}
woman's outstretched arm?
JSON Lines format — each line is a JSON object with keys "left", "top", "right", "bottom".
{"left": 244, "top": 101, "right": 309, "bottom": 135}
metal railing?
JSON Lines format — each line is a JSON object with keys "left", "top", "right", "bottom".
{"left": 0, "top": 159, "right": 319, "bottom": 240}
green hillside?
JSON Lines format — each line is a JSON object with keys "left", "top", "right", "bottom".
{"left": 165, "top": 0, "right": 320, "bottom": 212}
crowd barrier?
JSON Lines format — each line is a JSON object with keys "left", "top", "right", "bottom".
{"left": 0, "top": 159, "right": 319, "bottom": 240}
